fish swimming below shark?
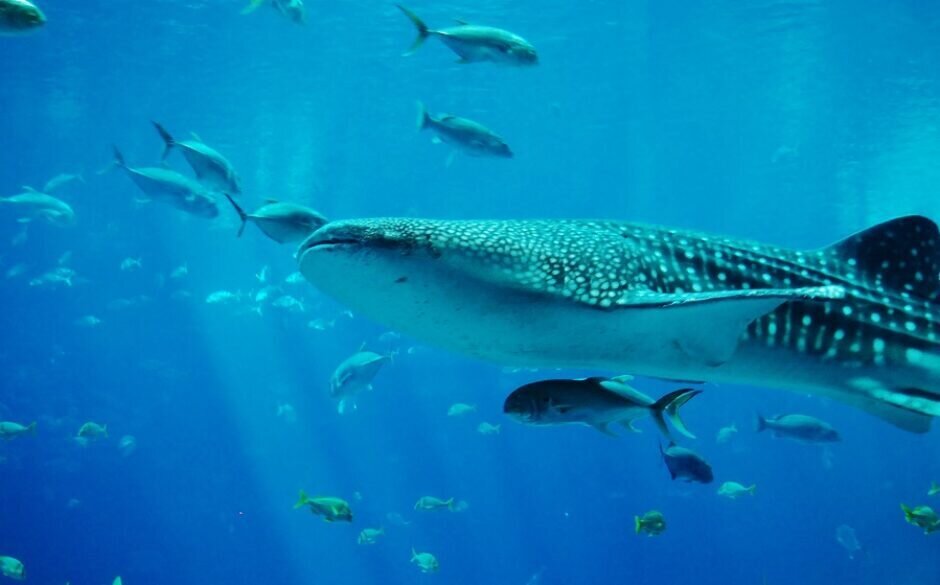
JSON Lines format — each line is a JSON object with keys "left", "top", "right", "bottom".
{"left": 296, "top": 215, "right": 940, "bottom": 433}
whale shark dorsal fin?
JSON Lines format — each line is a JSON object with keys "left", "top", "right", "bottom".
{"left": 821, "top": 215, "right": 940, "bottom": 302}
{"left": 614, "top": 286, "right": 845, "bottom": 367}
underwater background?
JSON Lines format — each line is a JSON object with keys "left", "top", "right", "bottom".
{"left": 2, "top": 0, "right": 940, "bottom": 584}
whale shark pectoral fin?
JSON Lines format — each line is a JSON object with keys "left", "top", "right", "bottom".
{"left": 616, "top": 286, "right": 845, "bottom": 367}
{"left": 838, "top": 381, "right": 934, "bottom": 433}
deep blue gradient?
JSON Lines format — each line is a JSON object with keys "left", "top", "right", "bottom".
{"left": 1, "top": 1, "right": 939, "bottom": 584}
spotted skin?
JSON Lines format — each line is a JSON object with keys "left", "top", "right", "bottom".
{"left": 298, "top": 216, "right": 940, "bottom": 432}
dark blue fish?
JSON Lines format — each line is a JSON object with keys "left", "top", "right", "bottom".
{"left": 660, "top": 443, "right": 714, "bottom": 484}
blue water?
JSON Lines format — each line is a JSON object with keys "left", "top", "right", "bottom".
{"left": 2, "top": 1, "right": 939, "bottom": 584}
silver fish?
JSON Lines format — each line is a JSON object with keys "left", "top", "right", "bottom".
{"left": 417, "top": 102, "right": 513, "bottom": 159}
{"left": 42, "top": 172, "right": 84, "bottom": 194}
{"left": 504, "top": 377, "right": 700, "bottom": 439}
{"left": 0, "top": 186, "right": 74, "bottom": 226}
{"left": 297, "top": 215, "right": 940, "bottom": 433}
{"left": 242, "top": 0, "right": 304, "bottom": 25}
{"left": 330, "top": 349, "right": 390, "bottom": 414}
{"left": 29, "top": 266, "right": 75, "bottom": 288}
{"left": 0, "top": 189, "right": 74, "bottom": 226}
{"left": 109, "top": 147, "right": 219, "bottom": 218}
{"left": 223, "top": 193, "right": 327, "bottom": 244}
{"left": 0, "top": 0, "right": 44, "bottom": 35}
{"left": 152, "top": 122, "right": 241, "bottom": 195}
{"left": 397, "top": 5, "right": 537, "bottom": 66}
{"left": 756, "top": 413, "right": 841, "bottom": 443}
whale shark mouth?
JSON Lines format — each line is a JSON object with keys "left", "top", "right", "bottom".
{"left": 303, "top": 238, "right": 361, "bottom": 250}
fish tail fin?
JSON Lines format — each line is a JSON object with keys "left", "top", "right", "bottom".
{"left": 634, "top": 516, "right": 642, "bottom": 534}
{"left": 411, "top": 547, "right": 418, "bottom": 561}
{"left": 651, "top": 388, "right": 701, "bottom": 440}
{"left": 756, "top": 414, "right": 767, "bottom": 433}
{"left": 102, "top": 425, "right": 108, "bottom": 438}
{"left": 416, "top": 101, "right": 431, "bottom": 131}
{"left": 99, "top": 146, "right": 126, "bottom": 175}
{"left": 294, "top": 490, "right": 309, "bottom": 509}
{"left": 930, "top": 481, "right": 940, "bottom": 496}
{"left": 222, "top": 192, "right": 249, "bottom": 237}
{"left": 151, "top": 121, "right": 176, "bottom": 160}
{"left": 241, "top": 0, "right": 266, "bottom": 15}
{"left": 397, "top": 5, "right": 430, "bottom": 55}
{"left": 901, "top": 503, "right": 914, "bottom": 522}
{"left": 27, "top": 422, "right": 37, "bottom": 435}
{"left": 446, "top": 498, "right": 455, "bottom": 510}
{"left": 747, "top": 484, "right": 756, "bottom": 496}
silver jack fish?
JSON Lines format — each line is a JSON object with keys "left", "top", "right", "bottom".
{"left": 242, "top": 0, "right": 304, "bottom": 25}
{"left": 108, "top": 147, "right": 219, "bottom": 219}
{"left": 417, "top": 102, "right": 513, "bottom": 161}
{"left": 222, "top": 193, "right": 327, "bottom": 244}
{"left": 0, "top": 0, "right": 44, "bottom": 35}
{"left": 756, "top": 413, "right": 841, "bottom": 443}
{"left": 503, "top": 376, "right": 700, "bottom": 439}
{"left": 152, "top": 122, "right": 241, "bottom": 196}
{"left": 297, "top": 216, "right": 940, "bottom": 433}
{"left": 0, "top": 186, "right": 74, "bottom": 226}
{"left": 397, "top": 5, "right": 537, "bottom": 66}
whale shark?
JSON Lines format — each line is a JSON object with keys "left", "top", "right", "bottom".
{"left": 297, "top": 215, "right": 940, "bottom": 433}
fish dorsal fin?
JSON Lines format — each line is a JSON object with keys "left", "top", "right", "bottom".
{"left": 21, "top": 185, "right": 39, "bottom": 193}
{"left": 821, "top": 215, "right": 940, "bottom": 302}
{"left": 614, "top": 286, "right": 845, "bottom": 367}
{"left": 190, "top": 132, "right": 204, "bottom": 143}
{"left": 453, "top": 18, "right": 470, "bottom": 25}
{"left": 597, "top": 378, "right": 654, "bottom": 406}
{"left": 264, "top": 198, "right": 280, "bottom": 205}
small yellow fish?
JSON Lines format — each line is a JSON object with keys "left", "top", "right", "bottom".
{"left": 294, "top": 490, "right": 353, "bottom": 522}
{"left": 635, "top": 510, "right": 666, "bottom": 536}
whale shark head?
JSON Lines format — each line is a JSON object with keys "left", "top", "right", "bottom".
{"left": 297, "top": 218, "right": 551, "bottom": 332}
